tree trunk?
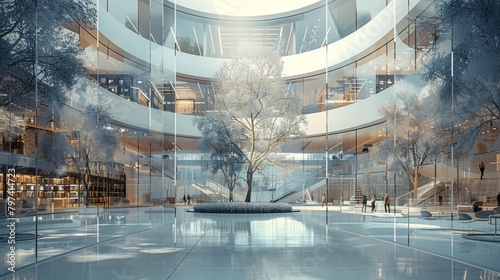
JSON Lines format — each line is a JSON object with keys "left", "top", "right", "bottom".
{"left": 245, "top": 169, "right": 253, "bottom": 202}
{"left": 229, "top": 189, "right": 233, "bottom": 202}
{"left": 413, "top": 166, "right": 419, "bottom": 201}
{"left": 84, "top": 157, "right": 91, "bottom": 207}
{"left": 84, "top": 169, "right": 90, "bottom": 207}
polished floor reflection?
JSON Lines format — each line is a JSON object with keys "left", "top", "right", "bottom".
{"left": 1, "top": 206, "right": 500, "bottom": 280}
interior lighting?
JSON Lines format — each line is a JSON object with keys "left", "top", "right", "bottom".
{"left": 170, "top": 26, "right": 180, "bottom": 51}
{"left": 208, "top": 25, "right": 216, "bottom": 55}
{"left": 192, "top": 27, "right": 202, "bottom": 56}
{"left": 217, "top": 27, "right": 223, "bottom": 56}
{"left": 278, "top": 26, "right": 283, "bottom": 47}
{"left": 321, "top": 26, "right": 331, "bottom": 47}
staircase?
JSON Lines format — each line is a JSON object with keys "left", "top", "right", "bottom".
{"left": 328, "top": 75, "right": 367, "bottom": 105}
{"left": 394, "top": 180, "right": 443, "bottom": 206}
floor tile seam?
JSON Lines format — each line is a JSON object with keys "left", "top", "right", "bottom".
{"left": 165, "top": 220, "right": 216, "bottom": 280}
{"left": 332, "top": 227, "right": 500, "bottom": 275}
{"left": 0, "top": 224, "right": 163, "bottom": 279}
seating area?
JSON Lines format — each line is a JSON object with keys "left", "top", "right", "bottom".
{"left": 420, "top": 210, "right": 433, "bottom": 219}
{"left": 456, "top": 210, "right": 498, "bottom": 222}
{"left": 475, "top": 210, "right": 496, "bottom": 220}
{"left": 458, "top": 212, "right": 474, "bottom": 222}
{"left": 422, "top": 209, "right": 498, "bottom": 224}
{"left": 419, "top": 210, "right": 453, "bottom": 220}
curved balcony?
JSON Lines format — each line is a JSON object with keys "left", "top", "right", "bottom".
{"left": 82, "top": 0, "right": 433, "bottom": 117}
{"left": 94, "top": 0, "right": 424, "bottom": 79}
{"left": 66, "top": 70, "right": 424, "bottom": 138}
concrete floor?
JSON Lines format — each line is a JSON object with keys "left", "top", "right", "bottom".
{"left": 0, "top": 205, "right": 499, "bottom": 280}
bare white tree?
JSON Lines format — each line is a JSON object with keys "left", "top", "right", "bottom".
{"left": 0, "top": 107, "right": 25, "bottom": 140}
{"left": 49, "top": 85, "right": 118, "bottom": 206}
{"left": 378, "top": 81, "right": 449, "bottom": 199}
{"left": 195, "top": 114, "right": 244, "bottom": 202}
{"left": 210, "top": 44, "right": 307, "bottom": 202}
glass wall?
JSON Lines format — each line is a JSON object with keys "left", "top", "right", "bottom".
{"left": 2, "top": 0, "right": 500, "bottom": 276}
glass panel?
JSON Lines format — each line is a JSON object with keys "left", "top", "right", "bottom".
{"left": 356, "top": 0, "right": 386, "bottom": 28}
{"left": 150, "top": 0, "right": 163, "bottom": 45}
{"left": 327, "top": 63, "right": 356, "bottom": 109}
{"left": 331, "top": 0, "right": 356, "bottom": 38}
{"left": 176, "top": 14, "right": 204, "bottom": 56}
{"left": 138, "top": 0, "right": 151, "bottom": 39}
{"left": 163, "top": 4, "right": 176, "bottom": 49}
{"left": 108, "top": 0, "right": 138, "bottom": 33}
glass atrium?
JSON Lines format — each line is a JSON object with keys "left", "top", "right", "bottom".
{"left": 0, "top": 0, "right": 499, "bottom": 279}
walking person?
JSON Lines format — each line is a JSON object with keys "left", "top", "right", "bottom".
{"left": 183, "top": 195, "right": 187, "bottom": 205}
{"left": 479, "top": 161, "right": 485, "bottom": 179}
{"left": 497, "top": 192, "right": 500, "bottom": 206}
{"left": 384, "top": 192, "right": 390, "bottom": 213}
{"left": 371, "top": 194, "right": 376, "bottom": 212}
{"left": 362, "top": 195, "right": 367, "bottom": 213}
{"left": 321, "top": 193, "right": 326, "bottom": 207}
{"left": 187, "top": 194, "right": 191, "bottom": 205}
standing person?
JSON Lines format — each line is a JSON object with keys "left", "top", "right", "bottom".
{"left": 321, "top": 193, "right": 326, "bottom": 207}
{"left": 340, "top": 194, "right": 344, "bottom": 205}
{"left": 497, "top": 192, "right": 500, "bottom": 206}
{"left": 384, "top": 192, "right": 390, "bottom": 213}
{"left": 362, "top": 195, "right": 367, "bottom": 213}
{"left": 187, "top": 194, "right": 191, "bottom": 205}
{"left": 479, "top": 161, "right": 485, "bottom": 179}
{"left": 183, "top": 195, "right": 187, "bottom": 205}
{"left": 371, "top": 194, "right": 376, "bottom": 212}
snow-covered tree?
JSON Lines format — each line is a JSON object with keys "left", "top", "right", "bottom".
{"left": 378, "top": 81, "right": 449, "bottom": 199}
{"left": 0, "top": 0, "right": 96, "bottom": 180}
{"left": 422, "top": 0, "right": 500, "bottom": 153}
{"left": 209, "top": 44, "right": 307, "bottom": 202}
{"left": 195, "top": 114, "right": 244, "bottom": 202}
{"left": 70, "top": 106, "right": 117, "bottom": 205}
{"left": 71, "top": 86, "right": 118, "bottom": 206}
{"left": 0, "top": 107, "right": 25, "bottom": 141}
{"left": 41, "top": 85, "right": 118, "bottom": 206}
{"left": 0, "top": 0, "right": 95, "bottom": 109}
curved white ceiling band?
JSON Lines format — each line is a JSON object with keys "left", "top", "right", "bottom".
{"left": 66, "top": 71, "right": 424, "bottom": 138}
{"left": 168, "top": 0, "right": 322, "bottom": 18}
{"left": 82, "top": 0, "right": 426, "bottom": 137}
{"left": 98, "top": 0, "right": 421, "bottom": 80}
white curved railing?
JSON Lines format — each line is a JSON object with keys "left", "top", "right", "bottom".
{"left": 65, "top": 68, "right": 425, "bottom": 138}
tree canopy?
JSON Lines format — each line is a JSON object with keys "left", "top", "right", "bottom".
{"left": 195, "top": 114, "right": 244, "bottom": 202}
{"left": 423, "top": 0, "right": 500, "bottom": 153}
{"left": 378, "top": 81, "right": 449, "bottom": 199}
{"left": 0, "top": 0, "right": 95, "bottom": 110}
{"left": 202, "top": 44, "right": 307, "bottom": 202}
{"left": 65, "top": 86, "right": 118, "bottom": 206}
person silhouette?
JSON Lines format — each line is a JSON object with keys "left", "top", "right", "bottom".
{"left": 479, "top": 161, "right": 485, "bottom": 179}
{"left": 371, "top": 194, "right": 376, "bottom": 212}
{"left": 384, "top": 192, "right": 390, "bottom": 213}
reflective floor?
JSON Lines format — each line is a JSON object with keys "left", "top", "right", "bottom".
{"left": 1, "top": 206, "right": 500, "bottom": 280}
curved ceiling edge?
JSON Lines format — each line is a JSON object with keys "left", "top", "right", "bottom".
{"left": 67, "top": 71, "right": 425, "bottom": 138}
{"left": 167, "top": 0, "right": 323, "bottom": 20}
{"left": 98, "top": 1, "right": 422, "bottom": 81}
